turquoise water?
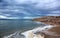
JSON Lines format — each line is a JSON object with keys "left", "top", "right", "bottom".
{"left": 0, "top": 19, "right": 45, "bottom": 38}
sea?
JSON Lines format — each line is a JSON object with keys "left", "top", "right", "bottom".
{"left": 0, "top": 19, "right": 47, "bottom": 38}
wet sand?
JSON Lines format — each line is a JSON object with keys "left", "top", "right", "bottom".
{"left": 33, "top": 16, "right": 60, "bottom": 38}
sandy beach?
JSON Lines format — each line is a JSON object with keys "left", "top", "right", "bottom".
{"left": 33, "top": 16, "right": 60, "bottom": 38}
{"left": 2, "top": 16, "right": 60, "bottom": 38}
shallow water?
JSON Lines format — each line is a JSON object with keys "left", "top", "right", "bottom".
{"left": 0, "top": 19, "right": 46, "bottom": 38}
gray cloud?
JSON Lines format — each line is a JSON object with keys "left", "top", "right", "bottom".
{"left": 0, "top": 0, "right": 60, "bottom": 19}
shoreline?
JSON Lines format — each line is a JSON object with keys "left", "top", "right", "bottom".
{"left": 33, "top": 16, "right": 60, "bottom": 38}
{"left": 21, "top": 24, "right": 53, "bottom": 38}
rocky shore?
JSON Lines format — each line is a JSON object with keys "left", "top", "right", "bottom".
{"left": 33, "top": 16, "right": 60, "bottom": 38}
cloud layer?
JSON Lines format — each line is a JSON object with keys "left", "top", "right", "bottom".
{"left": 0, "top": 0, "right": 60, "bottom": 19}
{"left": 4, "top": 0, "right": 60, "bottom": 9}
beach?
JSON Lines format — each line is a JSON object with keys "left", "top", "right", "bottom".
{"left": 1, "top": 16, "right": 60, "bottom": 38}
{"left": 33, "top": 16, "right": 60, "bottom": 38}
{"left": 0, "top": 19, "right": 45, "bottom": 38}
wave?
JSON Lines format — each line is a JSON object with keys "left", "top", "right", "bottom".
{"left": 3, "top": 31, "right": 25, "bottom": 38}
{"left": 3, "top": 24, "right": 54, "bottom": 38}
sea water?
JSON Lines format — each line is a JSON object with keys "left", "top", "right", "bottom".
{"left": 0, "top": 19, "right": 47, "bottom": 38}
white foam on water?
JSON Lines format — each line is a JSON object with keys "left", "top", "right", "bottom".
{"left": 21, "top": 25, "right": 54, "bottom": 38}
{"left": 3, "top": 32, "right": 23, "bottom": 38}
{"left": 3, "top": 25, "right": 54, "bottom": 38}
{"left": 3, "top": 33, "right": 15, "bottom": 38}
{"left": 32, "top": 25, "right": 54, "bottom": 33}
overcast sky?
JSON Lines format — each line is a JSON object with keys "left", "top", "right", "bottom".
{"left": 0, "top": 0, "right": 60, "bottom": 19}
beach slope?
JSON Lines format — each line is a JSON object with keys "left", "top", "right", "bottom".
{"left": 33, "top": 16, "right": 60, "bottom": 38}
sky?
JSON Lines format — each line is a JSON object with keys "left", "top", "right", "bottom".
{"left": 0, "top": 0, "right": 60, "bottom": 19}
